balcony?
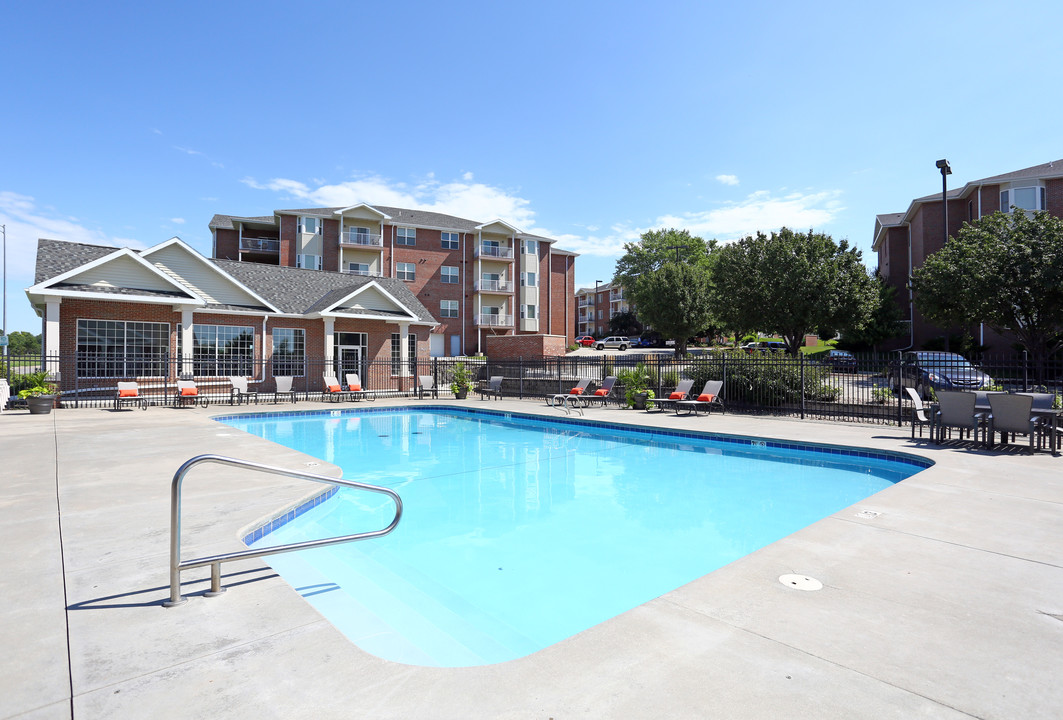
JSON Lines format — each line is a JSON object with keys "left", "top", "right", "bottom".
{"left": 474, "top": 279, "right": 513, "bottom": 293}
{"left": 339, "top": 232, "right": 383, "bottom": 248}
{"left": 578, "top": 298, "right": 593, "bottom": 308}
{"left": 240, "top": 237, "right": 279, "bottom": 253}
{"left": 475, "top": 313, "right": 513, "bottom": 327}
{"left": 474, "top": 244, "right": 514, "bottom": 260}
{"left": 341, "top": 268, "right": 384, "bottom": 277}
{"left": 610, "top": 291, "right": 624, "bottom": 301}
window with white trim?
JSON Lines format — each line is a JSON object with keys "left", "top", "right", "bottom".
{"left": 523, "top": 239, "right": 537, "bottom": 255}
{"left": 347, "top": 262, "right": 370, "bottom": 276}
{"left": 397, "top": 262, "right": 415, "bottom": 281}
{"left": 390, "top": 333, "right": 418, "bottom": 375}
{"left": 191, "top": 324, "right": 255, "bottom": 376}
{"left": 441, "top": 231, "right": 459, "bottom": 249}
{"left": 272, "top": 328, "right": 305, "bottom": 377}
{"left": 76, "top": 319, "right": 170, "bottom": 377}
{"left": 441, "top": 300, "right": 459, "bottom": 318}
{"left": 396, "top": 227, "right": 416, "bottom": 246}
{"left": 298, "top": 216, "right": 320, "bottom": 234}
{"left": 441, "top": 265, "right": 459, "bottom": 284}
{"left": 296, "top": 254, "right": 322, "bottom": 270}
{"left": 1000, "top": 186, "right": 1047, "bottom": 213}
{"left": 521, "top": 271, "right": 537, "bottom": 287}
{"left": 521, "top": 304, "right": 537, "bottom": 319}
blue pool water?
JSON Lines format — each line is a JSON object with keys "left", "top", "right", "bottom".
{"left": 219, "top": 408, "right": 930, "bottom": 667}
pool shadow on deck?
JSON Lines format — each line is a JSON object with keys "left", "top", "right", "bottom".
{"left": 67, "top": 567, "right": 279, "bottom": 610}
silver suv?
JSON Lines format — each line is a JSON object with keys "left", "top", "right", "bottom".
{"left": 595, "top": 336, "right": 629, "bottom": 351}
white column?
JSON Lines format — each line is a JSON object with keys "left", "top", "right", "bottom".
{"left": 45, "top": 299, "right": 61, "bottom": 374}
{"left": 323, "top": 317, "right": 335, "bottom": 375}
{"left": 398, "top": 322, "right": 410, "bottom": 377}
{"left": 180, "top": 308, "right": 195, "bottom": 377}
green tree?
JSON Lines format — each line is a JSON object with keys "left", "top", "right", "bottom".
{"left": 608, "top": 310, "right": 643, "bottom": 337}
{"left": 614, "top": 228, "right": 714, "bottom": 287}
{"left": 837, "top": 275, "right": 906, "bottom": 351}
{"left": 912, "top": 209, "right": 1063, "bottom": 374}
{"left": 711, "top": 228, "right": 877, "bottom": 356}
{"left": 4, "top": 331, "right": 41, "bottom": 355}
{"left": 631, "top": 263, "right": 713, "bottom": 357}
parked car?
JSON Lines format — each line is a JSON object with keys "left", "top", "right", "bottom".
{"left": 887, "top": 351, "right": 994, "bottom": 398}
{"left": 575, "top": 335, "right": 596, "bottom": 347}
{"left": 595, "top": 336, "right": 630, "bottom": 351}
{"left": 824, "top": 349, "right": 857, "bottom": 372}
{"left": 742, "top": 341, "right": 786, "bottom": 354}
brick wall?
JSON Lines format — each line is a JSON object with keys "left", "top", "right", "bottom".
{"left": 1046, "top": 178, "right": 1063, "bottom": 215}
{"left": 322, "top": 219, "right": 340, "bottom": 272}
{"left": 279, "top": 215, "right": 297, "bottom": 267}
{"left": 485, "top": 334, "right": 568, "bottom": 359}
{"left": 215, "top": 228, "right": 239, "bottom": 260}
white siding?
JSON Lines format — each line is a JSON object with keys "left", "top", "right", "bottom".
{"left": 150, "top": 246, "right": 261, "bottom": 306}
{"left": 67, "top": 255, "right": 180, "bottom": 293}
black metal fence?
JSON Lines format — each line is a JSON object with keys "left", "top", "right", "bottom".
{"left": 4, "top": 351, "right": 1060, "bottom": 424}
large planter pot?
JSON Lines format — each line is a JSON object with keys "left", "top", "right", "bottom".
{"left": 27, "top": 395, "right": 57, "bottom": 415}
{"left": 632, "top": 392, "right": 649, "bottom": 411}
{"left": 453, "top": 389, "right": 468, "bottom": 400}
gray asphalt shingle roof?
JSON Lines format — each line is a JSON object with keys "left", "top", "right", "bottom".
{"left": 35, "top": 238, "right": 121, "bottom": 284}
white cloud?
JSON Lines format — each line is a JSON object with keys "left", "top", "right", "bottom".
{"left": 655, "top": 189, "right": 844, "bottom": 241}
{"left": 242, "top": 174, "right": 538, "bottom": 230}
{"left": 715, "top": 174, "right": 740, "bottom": 186}
{"left": 0, "top": 191, "right": 146, "bottom": 280}
{"left": 174, "top": 146, "right": 203, "bottom": 156}
{"left": 170, "top": 217, "right": 186, "bottom": 225}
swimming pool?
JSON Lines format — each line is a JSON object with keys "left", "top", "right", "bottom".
{"left": 219, "top": 407, "right": 931, "bottom": 667}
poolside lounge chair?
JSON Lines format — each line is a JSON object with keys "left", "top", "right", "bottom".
{"left": 416, "top": 375, "right": 437, "bottom": 399}
{"left": 174, "top": 379, "right": 205, "bottom": 408}
{"left": 583, "top": 376, "right": 618, "bottom": 407}
{"left": 322, "top": 375, "right": 352, "bottom": 402}
{"left": 272, "top": 376, "right": 298, "bottom": 404}
{"left": 228, "top": 376, "right": 260, "bottom": 405}
{"left": 675, "top": 380, "right": 724, "bottom": 416}
{"left": 934, "top": 390, "right": 986, "bottom": 445}
{"left": 114, "top": 381, "right": 147, "bottom": 410}
{"left": 904, "top": 387, "right": 932, "bottom": 440}
{"left": 346, "top": 373, "right": 370, "bottom": 401}
{"left": 986, "top": 393, "right": 1043, "bottom": 451}
{"left": 0, "top": 379, "right": 9, "bottom": 413}
{"left": 549, "top": 378, "right": 591, "bottom": 409}
{"left": 652, "top": 379, "right": 694, "bottom": 413}
{"left": 478, "top": 375, "right": 504, "bottom": 401}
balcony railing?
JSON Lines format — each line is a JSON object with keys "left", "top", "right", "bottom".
{"left": 610, "top": 291, "right": 624, "bottom": 301}
{"left": 340, "top": 232, "right": 383, "bottom": 247}
{"left": 578, "top": 298, "right": 593, "bottom": 307}
{"left": 240, "top": 238, "right": 279, "bottom": 253}
{"left": 475, "top": 279, "right": 513, "bottom": 293}
{"left": 474, "top": 313, "right": 513, "bottom": 327}
{"left": 474, "top": 244, "right": 514, "bottom": 260}
{"left": 341, "top": 268, "right": 384, "bottom": 277}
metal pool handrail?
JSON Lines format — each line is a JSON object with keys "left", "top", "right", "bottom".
{"left": 164, "top": 454, "right": 403, "bottom": 607}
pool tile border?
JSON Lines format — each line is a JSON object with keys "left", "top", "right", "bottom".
{"left": 241, "top": 486, "right": 338, "bottom": 546}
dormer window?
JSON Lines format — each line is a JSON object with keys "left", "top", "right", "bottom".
{"left": 1000, "top": 186, "right": 1046, "bottom": 213}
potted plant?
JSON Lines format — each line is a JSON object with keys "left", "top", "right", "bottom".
{"left": 17, "top": 371, "right": 59, "bottom": 415}
{"left": 450, "top": 362, "right": 472, "bottom": 399}
{"left": 618, "top": 364, "right": 655, "bottom": 410}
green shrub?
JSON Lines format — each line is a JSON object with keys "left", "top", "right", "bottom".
{"left": 683, "top": 350, "right": 838, "bottom": 405}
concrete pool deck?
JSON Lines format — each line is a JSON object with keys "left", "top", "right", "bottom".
{"left": 2, "top": 399, "right": 1062, "bottom": 719}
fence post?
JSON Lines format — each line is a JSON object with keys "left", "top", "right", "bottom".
{"left": 799, "top": 353, "right": 806, "bottom": 420}
{"left": 519, "top": 356, "right": 524, "bottom": 399}
{"left": 1022, "top": 350, "right": 1028, "bottom": 392}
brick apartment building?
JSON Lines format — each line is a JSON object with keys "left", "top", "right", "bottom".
{"left": 575, "top": 282, "right": 629, "bottom": 338}
{"left": 210, "top": 204, "right": 577, "bottom": 356}
{"left": 873, "top": 159, "right": 1063, "bottom": 351}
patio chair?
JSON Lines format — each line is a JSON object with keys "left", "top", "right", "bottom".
{"left": 583, "top": 376, "right": 618, "bottom": 407}
{"left": 114, "top": 381, "right": 147, "bottom": 410}
{"left": 174, "top": 379, "right": 206, "bottom": 408}
{"left": 675, "top": 380, "right": 725, "bottom": 416}
{"left": 478, "top": 375, "right": 504, "bottom": 401}
{"left": 904, "top": 387, "right": 932, "bottom": 440}
{"left": 346, "top": 373, "right": 370, "bottom": 401}
{"left": 549, "top": 378, "right": 591, "bottom": 409}
{"left": 228, "top": 376, "right": 260, "bottom": 405}
{"left": 322, "top": 375, "right": 352, "bottom": 402}
{"left": 272, "top": 376, "right": 298, "bottom": 404}
{"left": 986, "top": 393, "right": 1043, "bottom": 451}
{"left": 416, "top": 375, "right": 437, "bottom": 399}
{"left": 934, "top": 391, "right": 986, "bottom": 445}
{"left": 652, "top": 379, "right": 695, "bottom": 413}
{"left": 0, "top": 378, "right": 9, "bottom": 413}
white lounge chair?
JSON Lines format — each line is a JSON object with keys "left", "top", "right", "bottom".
{"left": 174, "top": 379, "right": 205, "bottom": 408}
{"left": 416, "top": 375, "right": 437, "bottom": 399}
{"left": 115, "top": 381, "right": 147, "bottom": 410}
{"left": 346, "top": 373, "right": 370, "bottom": 401}
{"left": 904, "top": 387, "right": 932, "bottom": 439}
{"left": 272, "top": 376, "right": 298, "bottom": 404}
{"left": 322, "top": 375, "right": 352, "bottom": 402}
{"left": 228, "top": 376, "right": 259, "bottom": 405}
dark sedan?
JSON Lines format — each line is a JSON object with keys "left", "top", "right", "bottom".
{"left": 887, "top": 351, "right": 994, "bottom": 398}
{"left": 824, "top": 349, "right": 857, "bottom": 372}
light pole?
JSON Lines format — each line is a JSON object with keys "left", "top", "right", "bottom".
{"left": 2, "top": 223, "right": 6, "bottom": 360}
{"left": 936, "top": 159, "right": 951, "bottom": 246}
{"left": 594, "top": 279, "right": 602, "bottom": 336}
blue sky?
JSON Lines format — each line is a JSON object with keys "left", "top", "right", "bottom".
{"left": 2, "top": 0, "right": 1062, "bottom": 334}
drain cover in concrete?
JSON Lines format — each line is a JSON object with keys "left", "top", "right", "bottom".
{"left": 779, "top": 574, "right": 823, "bottom": 591}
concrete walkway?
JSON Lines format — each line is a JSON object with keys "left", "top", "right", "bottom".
{"left": 2, "top": 399, "right": 1061, "bottom": 719}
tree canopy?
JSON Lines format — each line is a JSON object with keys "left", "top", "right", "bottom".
{"left": 911, "top": 209, "right": 1063, "bottom": 367}
{"left": 711, "top": 228, "right": 877, "bottom": 355}
{"left": 613, "top": 228, "right": 714, "bottom": 289}
{"left": 630, "top": 262, "right": 714, "bottom": 356}
{"left": 2, "top": 331, "right": 41, "bottom": 355}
